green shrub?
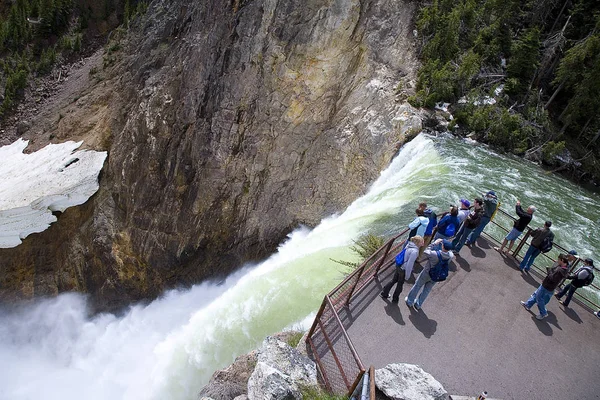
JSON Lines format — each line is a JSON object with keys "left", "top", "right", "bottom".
{"left": 300, "top": 385, "right": 348, "bottom": 400}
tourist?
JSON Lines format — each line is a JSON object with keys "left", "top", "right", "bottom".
{"left": 405, "top": 238, "right": 454, "bottom": 310}
{"left": 381, "top": 236, "right": 423, "bottom": 303}
{"left": 466, "top": 190, "right": 498, "bottom": 246}
{"left": 453, "top": 198, "right": 483, "bottom": 254}
{"left": 520, "top": 254, "right": 569, "bottom": 320}
{"left": 457, "top": 199, "right": 471, "bottom": 225}
{"left": 407, "top": 208, "right": 429, "bottom": 239}
{"left": 495, "top": 201, "right": 534, "bottom": 254}
{"left": 519, "top": 221, "right": 554, "bottom": 272}
{"left": 555, "top": 258, "right": 595, "bottom": 307}
{"left": 566, "top": 250, "right": 578, "bottom": 268}
{"left": 434, "top": 206, "right": 460, "bottom": 240}
{"left": 421, "top": 206, "right": 438, "bottom": 257}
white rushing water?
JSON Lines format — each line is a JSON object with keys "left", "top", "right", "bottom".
{"left": 1, "top": 133, "right": 598, "bottom": 400}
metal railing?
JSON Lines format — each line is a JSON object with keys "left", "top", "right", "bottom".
{"left": 483, "top": 208, "right": 600, "bottom": 311}
{"left": 306, "top": 228, "right": 410, "bottom": 395}
{"left": 306, "top": 207, "right": 600, "bottom": 395}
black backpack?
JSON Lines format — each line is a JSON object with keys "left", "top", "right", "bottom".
{"left": 539, "top": 235, "right": 553, "bottom": 253}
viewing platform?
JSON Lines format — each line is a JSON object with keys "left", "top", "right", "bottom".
{"left": 307, "top": 210, "right": 600, "bottom": 400}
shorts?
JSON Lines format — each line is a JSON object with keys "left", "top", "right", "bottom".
{"left": 505, "top": 228, "right": 523, "bottom": 241}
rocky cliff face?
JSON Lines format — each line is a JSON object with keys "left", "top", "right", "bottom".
{"left": 0, "top": 0, "right": 422, "bottom": 311}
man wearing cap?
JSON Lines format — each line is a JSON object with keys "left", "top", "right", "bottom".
{"left": 467, "top": 190, "right": 498, "bottom": 246}
{"left": 555, "top": 257, "right": 595, "bottom": 307}
{"left": 457, "top": 199, "right": 471, "bottom": 225}
{"left": 453, "top": 198, "right": 483, "bottom": 254}
{"left": 566, "top": 250, "right": 578, "bottom": 268}
{"left": 521, "top": 253, "right": 569, "bottom": 320}
{"left": 519, "top": 221, "right": 554, "bottom": 272}
{"left": 495, "top": 200, "right": 535, "bottom": 254}
{"left": 405, "top": 238, "right": 454, "bottom": 310}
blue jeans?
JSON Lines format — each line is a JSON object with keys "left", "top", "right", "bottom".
{"left": 467, "top": 216, "right": 490, "bottom": 244}
{"left": 453, "top": 225, "right": 474, "bottom": 253}
{"left": 520, "top": 246, "right": 541, "bottom": 271}
{"left": 555, "top": 283, "right": 578, "bottom": 306}
{"left": 406, "top": 269, "right": 436, "bottom": 307}
{"left": 524, "top": 285, "right": 553, "bottom": 317}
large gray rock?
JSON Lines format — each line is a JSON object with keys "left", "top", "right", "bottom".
{"left": 375, "top": 363, "right": 449, "bottom": 400}
{"left": 247, "top": 336, "right": 318, "bottom": 400}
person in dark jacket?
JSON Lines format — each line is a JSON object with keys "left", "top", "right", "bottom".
{"left": 521, "top": 254, "right": 568, "bottom": 320}
{"left": 466, "top": 190, "right": 498, "bottom": 246}
{"left": 453, "top": 198, "right": 483, "bottom": 254}
{"left": 495, "top": 201, "right": 534, "bottom": 254}
{"left": 555, "top": 258, "right": 595, "bottom": 307}
{"left": 519, "top": 221, "right": 554, "bottom": 272}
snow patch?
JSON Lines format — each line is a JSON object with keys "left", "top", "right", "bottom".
{"left": 0, "top": 139, "right": 107, "bottom": 248}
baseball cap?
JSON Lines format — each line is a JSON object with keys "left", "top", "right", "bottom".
{"left": 442, "top": 239, "right": 454, "bottom": 250}
{"left": 460, "top": 199, "right": 471, "bottom": 208}
{"left": 568, "top": 250, "right": 578, "bottom": 256}
{"left": 486, "top": 190, "right": 496, "bottom": 196}
{"left": 584, "top": 258, "right": 594, "bottom": 266}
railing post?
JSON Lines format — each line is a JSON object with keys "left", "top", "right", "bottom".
{"left": 306, "top": 298, "right": 327, "bottom": 339}
{"left": 373, "top": 239, "right": 395, "bottom": 275}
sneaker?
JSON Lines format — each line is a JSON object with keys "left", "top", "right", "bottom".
{"left": 554, "top": 294, "right": 560, "bottom": 300}
{"left": 404, "top": 296, "right": 412, "bottom": 307}
{"left": 413, "top": 303, "right": 421, "bottom": 311}
{"left": 520, "top": 301, "right": 531, "bottom": 311}
{"left": 558, "top": 299, "right": 565, "bottom": 306}
{"left": 535, "top": 313, "right": 548, "bottom": 320}
{"left": 493, "top": 246, "right": 500, "bottom": 252}
{"left": 380, "top": 292, "right": 390, "bottom": 300}
{"left": 595, "top": 311, "right": 600, "bottom": 320}
{"left": 391, "top": 298, "right": 399, "bottom": 304}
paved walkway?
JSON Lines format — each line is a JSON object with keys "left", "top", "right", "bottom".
{"left": 344, "top": 237, "right": 600, "bottom": 400}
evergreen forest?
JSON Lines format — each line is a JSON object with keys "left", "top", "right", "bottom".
{"left": 0, "top": 0, "right": 144, "bottom": 115}
{"left": 411, "top": 0, "right": 600, "bottom": 183}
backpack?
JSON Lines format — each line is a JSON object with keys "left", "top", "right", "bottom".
{"left": 582, "top": 267, "right": 595, "bottom": 286}
{"left": 395, "top": 248, "right": 407, "bottom": 267}
{"left": 539, "top": 235, "right": 553, "bottom": 253}
{"left": 444, "top": 221, "right": 457, "bottom": 237}
{"left": 429, "top": 251, "right": 449, "bottom": 282}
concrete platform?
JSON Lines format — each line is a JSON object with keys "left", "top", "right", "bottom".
{"left": 344, "top": 237, "right": 600, "bottom": 400}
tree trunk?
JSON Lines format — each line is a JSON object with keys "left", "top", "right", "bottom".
{"left": 545, "top": 81, "right": 564, "bottom": 109}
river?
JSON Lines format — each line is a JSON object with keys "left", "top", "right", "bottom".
{"left": 0, "top": 133, "right": 598, "bottom": 400}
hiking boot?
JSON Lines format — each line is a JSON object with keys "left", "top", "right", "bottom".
{"left": 535, "top": 313, "right": 548, "bottom": 320}
{"left": 520, "top": 301, "right": 531, "bottom": 311}
{"left": 380, "top": 292, "right": 390, "bottom": 300}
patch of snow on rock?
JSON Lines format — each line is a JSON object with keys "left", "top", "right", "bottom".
{"left": 0, "top": 139, "right": 107, "bottom": 248}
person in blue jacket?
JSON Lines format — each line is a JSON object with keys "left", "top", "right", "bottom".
{"left": 434, "top": 206, "right": 460, "bottom": 240}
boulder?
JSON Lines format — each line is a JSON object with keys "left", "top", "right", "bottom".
{"left": 247, "top": 336, "right": 318, "bottom": 400}
{"left": 375, "top": 363, "right": 449, "bottom": 400}
{"left": 198, "top": 351, "right": 257, "bottom": 400}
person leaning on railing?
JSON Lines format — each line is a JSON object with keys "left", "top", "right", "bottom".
{"left": 521, "top": 253, "right": 569, "bottom": 320}
{"left": 519, "top": 221, "right": 554, "bottom": 272}
{"left": 495, "top": 200, "right": 535, "bottom": 254}
{"left": 466, "top": 190, "right": 498, "bottom": 246}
